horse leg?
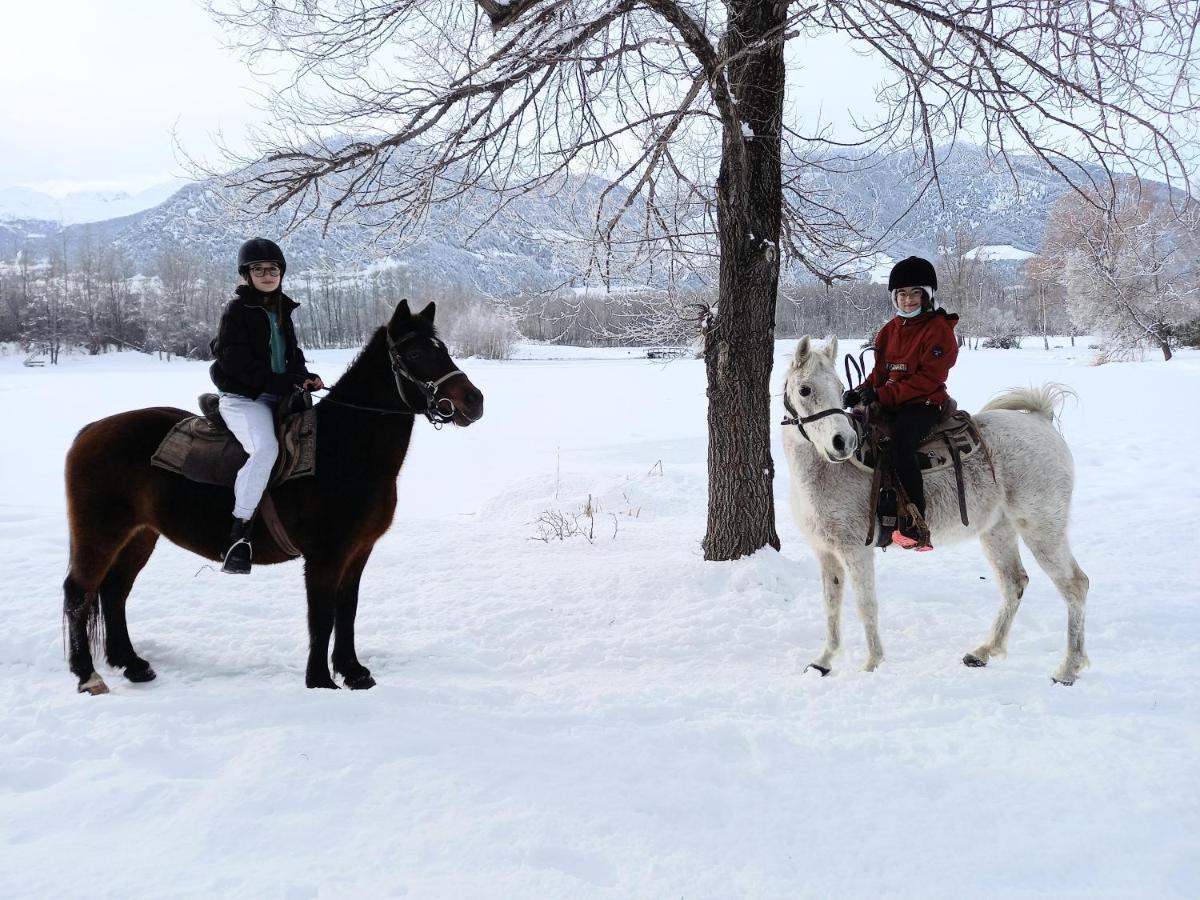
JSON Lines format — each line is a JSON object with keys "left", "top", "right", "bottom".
{"left": 332, "top": 552, "right": 375, "bottom": 690}
{"left": 63, "top": 575, "right": 106, "bottom": 695}
{"left": 63, "top": 530, "right": 133, "bottom": 695}
{"left": 99, "top": 528, "right": 160, "bottom": 683}
{"left": 843, "top": 549, "right": 885, "bottom": 671}
{"left": 806, "top": 550, "right": 845, "bottom": 675}
{"left": 1019, "top": 527, "right": 1090, "bottom": 685}
{"left": 964, "top": 517, "right": 1030, "bottom": 669}
{"left": 303, "top": 561, "right": 339, "bottom": 689}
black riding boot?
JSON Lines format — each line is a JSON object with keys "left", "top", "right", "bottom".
{"left": 890, "top": 404, "right": 942, "bottom": 550}
{"left": 222, "top": 518, "right": 253, "bottom": 575}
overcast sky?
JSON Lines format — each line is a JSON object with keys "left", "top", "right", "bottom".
{"left": 2, "top": 2, "right": 1194, "bottom": 201}
{"left": 0, "top": 1, "right": 271, "bottom": 195}
{"left": 0, "top": 2, "right": 898, "bottom": 198}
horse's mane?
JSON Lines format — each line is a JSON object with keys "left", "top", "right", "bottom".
{"left": 979, "top": 383, "right": 1075, "bottom": 425}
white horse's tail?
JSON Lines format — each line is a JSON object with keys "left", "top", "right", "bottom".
{"left": 979, "top": 383, "right": 1075, "bottom": 423}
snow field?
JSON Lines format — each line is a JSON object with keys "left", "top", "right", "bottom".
{"left": 0, "top": 338, "right": 1197, "bottom": 898}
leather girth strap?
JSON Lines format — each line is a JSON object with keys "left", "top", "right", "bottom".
{"left": 258, "top": 494, "right": 302, "bottom": 559}
{"left": 944, "top": 433, "right": 969, "bottom": 526}
{"left": 865, "top": 450, "right": 883, "bottom": 547}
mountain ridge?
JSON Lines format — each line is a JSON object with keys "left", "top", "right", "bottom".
{"left": 0, "top": 145, "right": 1116, "bottom": 291}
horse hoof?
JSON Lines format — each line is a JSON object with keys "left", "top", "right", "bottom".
{"left": 306, "top": 676, "right": 339, "bottom": 690}
{"left": 963, "top": 653, "right": 987, "bottom": 668}
{"left": 1051, "top": 676, "right": 1075, "bottom": 686}
{"left": 344, "top": 672, "right": 376, "bottom": 690}
{"left": 78, "top": 673, "right": 109, "bottom": 695}
{"left": 804, "top": 663, "right": 831, "bottom": 677}
{"left": 124, "top": 665, "right": 156, "bottom": 683}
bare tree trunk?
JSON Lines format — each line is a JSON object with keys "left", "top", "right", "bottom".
{"left": 1039, "top": 284, "right": 1050, "bottom": 350}
{"left": 703, "top": 0, "right": 783, "bottom": 560}
{"left": 1153, "top": 324, "right": 1173, "bottom": 361}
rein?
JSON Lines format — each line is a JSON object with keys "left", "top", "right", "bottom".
{"left": 314, "top": 395, "right": 419, "bottom": 416}
{"left": 844, "top": 346, "right": 875, "bottom": 392}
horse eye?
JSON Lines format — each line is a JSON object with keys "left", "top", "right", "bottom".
{"left": 799, "top": 385, "right": 811, "bottom": 397}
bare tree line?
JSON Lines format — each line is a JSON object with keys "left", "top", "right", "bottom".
{"left": 0, "top": 243, "right": 522, "bottom": 362}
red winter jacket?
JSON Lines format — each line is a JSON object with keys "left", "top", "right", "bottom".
{"left": 862, "top": 308, "right": 959, "bottom": 408}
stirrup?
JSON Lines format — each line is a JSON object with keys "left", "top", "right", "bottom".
{"left": 222, "top": 537, "right": 252, "bottom": 574}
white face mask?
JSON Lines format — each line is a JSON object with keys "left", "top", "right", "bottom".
{"left": 892, "top": 286, "right": 934, "bottom": 318}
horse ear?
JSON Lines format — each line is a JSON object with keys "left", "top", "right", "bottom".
{"left": 389, "top": 299, "right": 413, "bottom": 331}
{"left": 793, "top": 336, "right": 811, "bottom": 363}
{"left": 417, "top": 301, "right": 436, "bottom": 324}
{"left": 824, "top": 336, "right": 838, "bottom": 360}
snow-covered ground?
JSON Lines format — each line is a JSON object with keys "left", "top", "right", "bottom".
{"left": 963, "top": 244, "right": 1037, "bottom": 262}
{"left": 1, "top": 337, "right": 1197, "bottom": 898}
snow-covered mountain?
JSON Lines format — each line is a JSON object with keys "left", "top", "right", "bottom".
{"left": 0, "top": 145, "right": 1114, "bottom": 291}
{"left": 0, "top": 179, "right": 192, "bottom": 225}
{"left": 826, "top": 144, "right": 1094, "bottom": 258}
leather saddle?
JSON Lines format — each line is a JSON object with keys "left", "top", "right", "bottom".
{"left": 854, "top": 398, "right": 993, "bottom": 547}
{"left": 855, "top": 398, "right": 987, "bottom": 474}
{"left": 151, "top": 392, "right": 317, "bottom": 488}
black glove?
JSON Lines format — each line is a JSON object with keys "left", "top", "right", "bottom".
{"left": 841, "top": 389, "right": 861, "bottom": 408}
{"left": 860, "top": 384, "right": 878, "bottom": 405}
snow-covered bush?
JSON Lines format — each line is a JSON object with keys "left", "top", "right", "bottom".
{"left": 443, "top": 303, "right": 518, "bottom": 360}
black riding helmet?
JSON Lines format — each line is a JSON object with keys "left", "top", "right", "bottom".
{"left": 887, "top": 256, "right": 937, "bottom": 292}
{"left": 237, "top": 238, "right": 286, "bottom": 278}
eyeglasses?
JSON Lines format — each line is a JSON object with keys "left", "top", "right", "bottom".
{"left": 249, "top": 265, "right": 281, "bottom": 277}
{"left": 894, "top": 288, "right": 924, "bottom": 300}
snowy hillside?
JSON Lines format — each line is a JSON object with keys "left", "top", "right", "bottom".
{"left": 830, "top": 145, "right": 1085, "bottom": 257}
{"left": 0, "top": 179, "right": 191, "bottom": 225}
{"left": 1, "top": 339, "right": 1197, "bottom": 897}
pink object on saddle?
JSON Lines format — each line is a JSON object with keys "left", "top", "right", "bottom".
{"left": 892, "top": 529, "right": 933, "bottom": 552}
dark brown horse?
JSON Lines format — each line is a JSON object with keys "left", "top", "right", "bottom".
{"left": 63, "top": 299, "right": 483, "bottom": 694}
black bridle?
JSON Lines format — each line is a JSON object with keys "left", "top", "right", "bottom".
{"left": 316, "top": 329, "right": 474, "bottom": 428}
{"left": 385, "top": 330, "right": 472, "bottom": 427}
{"left": 781, "top": 392, "right": 857, "bottom": 444}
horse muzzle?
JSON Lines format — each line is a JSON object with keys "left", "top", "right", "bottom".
{"left": 442, "top": 384, "right": 484, "bottom": 426}
{"left": 827, "top": 431, "right": 857, "bottom": 462}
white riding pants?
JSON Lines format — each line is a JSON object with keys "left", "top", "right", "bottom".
{"left": 219, "top": 393, "right": 280, "bottom": 520}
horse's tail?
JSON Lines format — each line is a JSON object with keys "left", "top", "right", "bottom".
{"left": 979, "top": 383, "right": 1075, "bottom": 424}
{"left": 62, "top": 566, "right": 106, "bottom": 668}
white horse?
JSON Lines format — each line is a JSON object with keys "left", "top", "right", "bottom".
{"left": 781, "top": 336, "right": 1089, "bottom": 684}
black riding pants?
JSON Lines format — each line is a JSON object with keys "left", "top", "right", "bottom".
{"left": 888, "top": 403, "right": 944, "bottom": 518}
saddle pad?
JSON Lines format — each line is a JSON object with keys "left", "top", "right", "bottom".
{"left": 151, "top": 409, "right": 317, "bottom": 487}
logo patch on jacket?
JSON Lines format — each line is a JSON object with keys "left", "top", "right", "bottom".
{"left": 931, "top": 346, "right": 944, "bottom": 358}
{"left": 886, "top": 362, "right": 908, "bottom": 372}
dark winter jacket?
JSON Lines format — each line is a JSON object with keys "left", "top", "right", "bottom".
{"left": 862, "top": 308, "right": 959, "bottom": 408}
{"left": 209, "top": 285, "right": 317, "bottom": 399}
